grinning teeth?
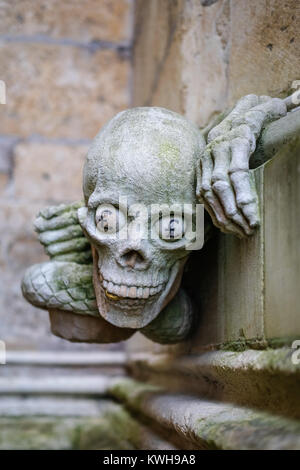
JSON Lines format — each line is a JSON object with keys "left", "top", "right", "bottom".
{"left": 128, "top": 286, "right": 137, "bottom": 298}
{"left": 142, "top": 287, "right": 150, "bottom": 299}
{"left": 102, "top": 277, "right": 165, "bottom": 300}
{"left": 137, "top": 287, "right": 143, "bottom": 299}
{"left": 120, "top": 285, "right": 127, "bottom": 297}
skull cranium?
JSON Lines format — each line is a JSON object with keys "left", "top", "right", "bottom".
{"left": 78, "top": 107, "right": 205, "bottom": 329}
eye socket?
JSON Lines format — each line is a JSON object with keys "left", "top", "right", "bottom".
{"left": 95, "top": 204, "right": 125, "bottom": 234}
{"left": 154, "top": 213, "right": 186, "bottom": 241}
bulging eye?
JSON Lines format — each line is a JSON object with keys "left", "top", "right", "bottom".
{"left": 95, "top": 204, "right": 125, "bottom": 234}
{"left": 155, "top": 214, "right": 185, "bottom": 241}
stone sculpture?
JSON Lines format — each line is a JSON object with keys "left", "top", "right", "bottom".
{"left": 22, "top": 95, "right": 289, "bottom": 344}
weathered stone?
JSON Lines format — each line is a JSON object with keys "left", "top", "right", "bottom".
{"left": 133, "top": 0, "right": 185, "bottom": 114}
{"left": 127, "top": 348, "right": 300, "bottom": 420}
{"left": 108, "top": 378, "right": 300, "bottom": 450}
{"left": 0, "top": 44, "right": 129, "bottom": 138}
{"left": 264, "top": 137, "right": 300, "bottom": 339}
{"left": 0, "top": 0, "right": 132, "bottom": 43}
{"left": 0, "top": 136, "right": 19, "bottom": 173}
{"left": 228, "top": 0, "right": 300, "bottom": 104}
{"left": 14, "top": 143, "right": 89, "bottom": 202}
{"left": 0, "top": 400, "right": 174, "bottom": 450}
{"left": 133, "top": 0, "right": 300, "bottom": 127}
{"left": 0, "top": 173, "right": 8, "bottom": 195}
{"left": 0, "top": 417, "right": 80, "bottom": 450}
{"left": 133, "top": 0, "right": 230, "bottom": 126}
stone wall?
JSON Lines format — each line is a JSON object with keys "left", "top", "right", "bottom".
{"left": 133, "top": 0, "right": 300, "bottom": 126}
{"left": 0, "top": 0, "right": 132, "bottom": 350}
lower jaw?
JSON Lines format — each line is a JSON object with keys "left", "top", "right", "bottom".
{"left": 92, "top": 248, "right": 186, "bottom": 329}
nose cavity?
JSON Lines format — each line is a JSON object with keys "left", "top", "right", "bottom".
{"left": 120, "top": 249, "right": 147, "bottom": 269}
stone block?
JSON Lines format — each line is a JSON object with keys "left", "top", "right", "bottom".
{"left": 228, "top": 0, "right": 300, "bottom": 104}
{"left": 14, "top": 142, "right": 89, "bottom": 202}
{"left": 0, "top": 173, "right": 8, "bottom": 195}
{"left": 264, "top": 138, "right": 300, "bottom": 339}
{"left": 0, "top": 0, "right": 132, "bottom": 43}
{"left": 133, "top": 0, "right": 300, "bottom": 128}
{"left": 0, "top": 44, "right": 129, "bottom": 138}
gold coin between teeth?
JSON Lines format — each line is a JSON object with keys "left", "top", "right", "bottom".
{"left": 105, "top": 290, "right": 120, "bottom": 301}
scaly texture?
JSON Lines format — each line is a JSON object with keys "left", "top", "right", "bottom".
{"left": 22, "top": 261, "right": 98, "bottom": 316}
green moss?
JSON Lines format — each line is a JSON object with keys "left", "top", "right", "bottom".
{"left": 218, "top": 335, "right": 300, "bottom": 353}
{"left": 108, "top": 378, "right": 161, "bottom": 410}
{"left": 0, "top": 403, "right": 146, "bottom": 450}
{"left": 72, "top": 404, "right": 141, "bottom": 450}
{"left": 195, "top": 409, "right": 300, "bottom": 450}
{"left": 158, "top": 141, "right": 180, "bottom": 162}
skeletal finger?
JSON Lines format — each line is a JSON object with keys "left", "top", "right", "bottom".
{"left": 39, "top": 201, "right": 84, "bottom": 220}
{"left": 202, "top": 190, "right": 245, "bottom": 238}
{"left": 35, "top": 209, "right": 79, "bottom": 233}
{"left": 226, "top": 94, "right": 260, "bottom": 124}
{"left": 45, "top": 237, "right": 90, "bottom": 257}
{"left": 258, "top": 95, "right": 272, "bottom": 104}
{"left": 211, "top": 143, "right": 253, "bottom": 236}
{"left": 207, "top": 120, "right": 231, "bottom": 143}
{"left": 231, "top": 109, "right": 266, "bottom": 137}
{"left": 201, "top": 146, "right": 249, "bottom": 236}
{"left": 230, "top": 170, "right": 259, "bottom": 228}
{"left": 53, "top": 251, "right": 92, "bottom": 264}
{"left": 229, "top": 137, "right": 251, "bottom": 174}
{"left": 200, "top": 149, "right": 213, "bottom": 194}
{"left": 209, "top": 95, "right": 260, "bottom": 142}
{"left": 38, "top": 224, "right": 84, "bottom": 246}
{"left": 196, "top": 158, "right": 203, "bottom": 201}
{"left": 229, "top": 137, "right": 259, "bottom": 226}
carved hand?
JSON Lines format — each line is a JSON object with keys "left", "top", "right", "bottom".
{"left": 197, "top": 95, "right": 287, "bottom": 237}
{"left": 34, "top": 201, "right": 92, "bottom": 264}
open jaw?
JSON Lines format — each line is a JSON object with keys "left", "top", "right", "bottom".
{"left": 91, "top": 248, "right": 187, "bottom": 328}
{"left": 98, "top": 270, "right": 167, "bottom": 311}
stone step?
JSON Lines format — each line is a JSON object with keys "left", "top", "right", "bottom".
{"left": 0, "top": 396, "right": 111, "bottom": 417}
{"left": 127, "top": 347, "right": 300, "bottom": 420}
{"left": 5, "top": 350, "right": 126, "bottom": 367}
{"left": 0, "top": 397, "right": 176, "bottom": 450}
{"left": 0, "top": 375, "right": 115, "bottom": 396}
{"left": 108, "top": 377, "right": 300, "bottom": 450}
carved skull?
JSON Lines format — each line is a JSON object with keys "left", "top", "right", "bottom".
{"left": 78, "top": 107, "right": 205, "bottom": 329}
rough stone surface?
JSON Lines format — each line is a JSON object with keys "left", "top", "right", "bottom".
{"left": 0, "top": 44, "right": 129, "bottom": 138}
{"left": 0, "top": 401, "right": 142, "bottom": 450}
{"left": 0, "top": 0, "right": 132, "bottom": 43}
{"left": 228, "top": 0, "right": 300, "bottom": 103}
{"left": 14, "top": 143, "right": 89, "bottom": 202}
{"left": 109, "top": 378, "right": 300, "bottom": 450}
{"left": 264, "top": 137, "right": 300, "bottom": 339}
{"left": 0, "top": 173, "right": 8, "bottom": 195}
{"left": 0, "top": 399, "right": 174, "bottom": 450}
{"left": 127, "top": 348, "right": 300, "bottom": 420}
{"left": 133, "top": 0, "right": 300, "bottom": 127}
{"left": 0, "top": 0, "right": 132, "bottom": 352}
